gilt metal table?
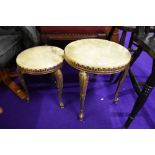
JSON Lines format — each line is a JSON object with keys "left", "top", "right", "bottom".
{"left": 16, "top": 45, "right": 64, "bottom": 108}
{"left": 65, "top": 39, "right": 131, "bottom": 120}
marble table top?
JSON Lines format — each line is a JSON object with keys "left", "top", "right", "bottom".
{"left": 16, "top": 46, "right": 64, "bottom": 71}
{"left": 65, "top": 39, "right": 131, "bottom": 73}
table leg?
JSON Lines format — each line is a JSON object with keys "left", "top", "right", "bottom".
{"left": 114, "top": 64, "right": 130, "bottom": 104}
{"left": 17, "top": 67, "right": 29, "bottom": 102}
{"left": 79, "top": 71, "right": 89, "bottom": 121}
{"left": 109, "top": 74, "right": 115, "bottom": 82}
{"left": 0, "top": 68, "right": 27, "bottom": 100}
{"left": 92, "top": 74, "right": 97, "bottom": 80}
{"left": 54, "top": 69, "right": 64, "bottom": 109}
{"left": 0, "top": 106, "right": 4, "bottom": 114}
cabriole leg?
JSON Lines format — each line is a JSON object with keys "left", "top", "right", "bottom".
{"left": 54, "top": 69, "right": 64, "bottom": 109}
{"left": 79, "top": 71, "right": 89, "bottom": 121}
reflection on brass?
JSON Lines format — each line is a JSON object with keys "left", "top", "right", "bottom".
{"left": 79, "top": 71, "right": 89, "bottom": 121}
{"left": 65, "top": 56, "right": 128, "bottom": 74}
{"left": 0, "top": 106, "right": 4, "bottom": 114}
{"left": 54, "top": 69, "right": 64, "bottom": 109}
{"left": 17, "top": 63, "right": 63, "bottom": 75}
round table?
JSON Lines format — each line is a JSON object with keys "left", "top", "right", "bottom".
{"left": 16, "top": 45, "right": 64, "bottom": 108}
{"left": 65, "top": 39, "right": 131, "bottom": 120}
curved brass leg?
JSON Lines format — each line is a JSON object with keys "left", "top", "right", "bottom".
{"left": 54, "top": 69, "right": 64, "bottom": 109}
{"left": 0, "top": 106, "right": 4, "bottom": 114}
{"left": 114, "top": 64, "right": 130, "bottom": 104}
{"left": 79, "top": 71, "right": 89, "bottom": 121}
{"left": 17, "top": 67, "right": 29, "bottom": 102}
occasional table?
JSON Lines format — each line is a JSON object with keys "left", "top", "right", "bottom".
{"left": 65, "top": 39, "right": 131, "bottom": 120}
{"left": 16, "top": 46, "right": 64, "bottom": 108}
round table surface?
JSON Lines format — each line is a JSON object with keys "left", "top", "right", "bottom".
{"left": 65, "top": 39, "right": 131, "bottom": 73}
{"left": 16, "top": 46, "right": 64, "bottom": 71}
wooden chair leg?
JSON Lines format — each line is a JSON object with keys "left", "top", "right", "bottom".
{"left": 107, "top": 27, "right": 116, "bottom": 40}
{"left": 17, "top": 67, "right": 29, "bottom": 102}
{"left": 119, "top": 30, "right": 127, "bottom": 46}
{"left": 128, "top": 32, "right": 134, "bottom": 50}
{"left": 130, "top": 47, "right": 143, "bottom": 66}
{"left": 0, "top": 68, "right": 27, "bottom": 100}
{"left": 124, "top": 67, "right": 155, "bottom": 128}
{"left": 128, "top": 47, "right": 143, "bottom": 95}
{"left": 109, "top": 74, "right": 115, "bottom": 82}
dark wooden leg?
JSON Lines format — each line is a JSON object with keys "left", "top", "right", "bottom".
{"left": 152, "top": 60, "right": 155, "bottom": 73}
{"left": 114, "top": 64, "right": 130, "bottom": 103}
{"left": 124, "top": 66, "right": 155, "bottom": 128}
{"left": 79, "top": 71, "right": 89, "bottom": 121}
{"left": 109, "top": 74, "right": 115, "bottom": 82}
{"left": 130, "top": 47, "right": 143, "bottom": 66}
{"left": 92, "top": 74, "right": 97, "bottom": 80}
{"left": 129, "top": 69, "right": 141, "bottom": 95}
{"left": 119, "top": 31, "right": 127, "bottom": 46}
{"left": 107, "top": 27, "right": 116, "bottom": 40}
{"left": 17, "top": 67, "right": 29, "bottom": 102}
{"left": 128, "top": 32, "right": 134, "bottom": 50}
{"left": 113, "top": 72, "right": 122, "bottom": 84}
{"left": 0, "top": 68, "right": 27, "bottom": 100}
{"left": 54, "top": 69, "right": 64, "bottom": 109}
{"left": 128, "top": 47, "right": 143, "bottom": 95}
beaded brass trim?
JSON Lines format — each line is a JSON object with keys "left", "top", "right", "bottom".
{"left": 65, "top": 56, "right": 131, "bottom": 74}
{"left": 17, "top": 62, "right": 63, "bottom": 75}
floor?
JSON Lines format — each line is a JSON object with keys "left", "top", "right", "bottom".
{"left": 0, "top": 31, "right": 155, "bottom": 129}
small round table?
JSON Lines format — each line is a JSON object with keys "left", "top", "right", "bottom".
{"left": 16, "top": 46, "right": 64, "bottom": 108}
{"left": 65, "top": 39, "right": 131, "bottom": 120}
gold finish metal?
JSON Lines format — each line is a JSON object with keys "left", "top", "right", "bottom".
{"left": 0, "top": 106, "right": 4, "bottom": 114}
{"left": 54, "top": 69, "right": 64, "bottom": 109}
{"left": 17, "top": 64, "right": 64, "bottom": 107}
{"left": 65, "top": 55, "right": 127, "bottom": 74}
{"left": 17, "top": 63, "right": 63, "bottom": 75}
{"left": 114, "top": 64, "right": 130, "bottom": 104}
{"left": 16, "top": 46, "right": 64, "bottom": 107}
{"left": 65, "top": 39, "right": 131, "bottom": 120}
{"left": 79, "top": 71, "right": 89, "bottom": 121}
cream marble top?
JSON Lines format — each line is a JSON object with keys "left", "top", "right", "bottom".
{"left": 16, "top": 46, "right": 64, "bottom": 70}
{"left": 65, "top": 39, "right": 131, "bottom": 70}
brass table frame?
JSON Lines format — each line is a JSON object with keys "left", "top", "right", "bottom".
{"left": 17, "top": 62, "right": 64, "bottom": 109}
{"left": 65, "top": 54, "right": 131, "bottom": 121}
